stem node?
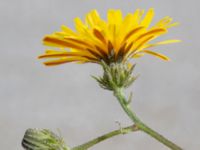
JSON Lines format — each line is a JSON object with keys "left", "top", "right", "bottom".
{"left": 113, "top": 87, "right": 182, "bottom": 150}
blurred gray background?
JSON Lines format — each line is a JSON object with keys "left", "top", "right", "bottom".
{"left": 0, "top": 0, "right": 199, "bottom": 149}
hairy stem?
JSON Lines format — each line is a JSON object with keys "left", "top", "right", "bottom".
{"left": 113, "top": 87, "right": 182, "bottom": 150}
{"left": 72, "top": 125, "right": 138, "bottom": 150}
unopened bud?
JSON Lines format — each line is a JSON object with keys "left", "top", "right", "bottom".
{"left": 22, "top": 129, "right": 70, "bottom": 150}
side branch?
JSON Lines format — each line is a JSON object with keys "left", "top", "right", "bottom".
{"left": 72, "top": 125, "right": 139, "bottom": 150}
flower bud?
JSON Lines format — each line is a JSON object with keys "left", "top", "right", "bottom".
{"left": 22, "top": 128, "right": 70, "bottom": 150}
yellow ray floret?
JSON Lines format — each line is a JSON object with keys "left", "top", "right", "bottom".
{"left": 38, "top": 8, "right": 180, "bottom": 66}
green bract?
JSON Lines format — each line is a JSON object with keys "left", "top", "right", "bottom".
{"left": 93, "top": 61, "right": 137, "bottom": 90}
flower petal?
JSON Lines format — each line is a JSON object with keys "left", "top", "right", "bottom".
{"left": 132, "top": 9, "right": 144, "bottom": 25}
{"left": 61, "top": 25, "right": 77, "bottom": 36}
{"left": 140, "top": 8, "right": 154, "bottom": 28}
{"left": 86, "top": 9, "right": 101, "bottom": 27}
{"left": 93, "top": 28, "right": 107, "bottom": 44}
{"left": 43, "top": 57, "right": 96, "bottom": 66}
{"left": 107, "top": 9, "right": 123, "bottom": 26}
{"left": 38, "top": 50, "right": 98, "bottom": 60}
{"left": 74, "top": 17, "right": 87, "bottom": 34}
{"left": 132, "top": 53, "right": 145, "bottom": 58}
{"left": 43, "top": 36, "right": 86, "bottom": 49}
{"left": 142, "top": 50, "right": 170, "bottom": 61}
{"left": 143, "top": 39, "right": 181, "bottom": 49}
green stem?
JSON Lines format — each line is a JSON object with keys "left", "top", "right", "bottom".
{"left": 113, "top": 87, "right": 182, "bottom": 150}
{"left": 72, "top": 125, "right": 138, "bottom": 150}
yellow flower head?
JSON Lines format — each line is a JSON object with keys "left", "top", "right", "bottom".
{"left": 38, "top": 8, "right": 180, "bottom": 66}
